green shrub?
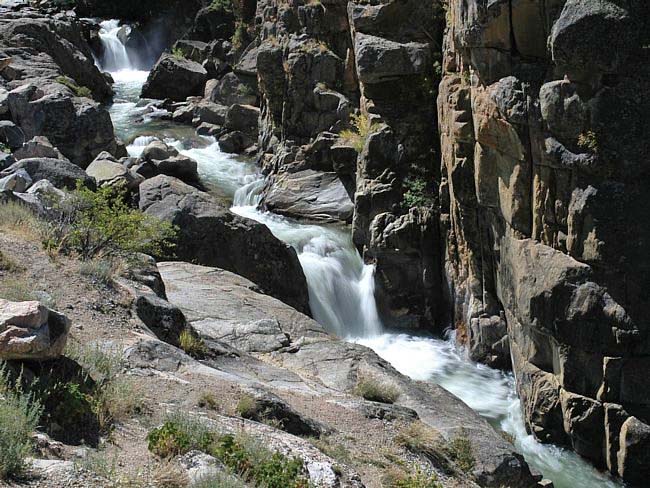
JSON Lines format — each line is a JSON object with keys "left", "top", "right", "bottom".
{"left": 55, "top": 76, "right": 92, "bottom": 98}
{"left": 147, "top": 412, "right": 215, "bottom": 458}
{"left": 403, "top": 177, "right": 434, "bottom": 209}
{"left": 0, "top": 365, "right": 43, "bottom": 480}
{"left": 0, "top": 142, "right": 9, "bottom": 153}
{"left": 213, "top": 434, "right": 308, "bottom": 488}
{"left": 209, "top": 0, "right": 233, "bottom": 12}
{"left": 354, "top": 375, "right": 400, "bottom": 404}
{"left": 178, "top": 328, "right": 207, "bottom": 359}
{"left": 193, "top": 471, "right": 247, "bottom": 488}
{"left": 198, "top": 392, "right": 220, "bottom": 411}
{"left": 171, "top": 46, "right": 185, "bottom": 60}
{"left": 382, "top": 467, "right": 442, "bottom": 488}
{"left": 577, "top": 130, "right": 598, "bottom": 153}
{"left": 444, "top": 430, "right": 475, "bottom": 474}
{"left": 339, "top": 114, "right": 381, "bottom": 153}
{"left": 232, "top": 21, "right": 248, "bottom": 50}
{"left": 235, "top": 393, "right": 259, "bottom": 419}
{"left": 42, "top": 183, "right": 176, "bottom": 261}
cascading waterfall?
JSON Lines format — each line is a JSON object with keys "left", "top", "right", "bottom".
{"left": 104, "top": 63, "right": 621, "bottom": 488}
{"left": 98, "top": 20, "right": 132, "bottom": 72}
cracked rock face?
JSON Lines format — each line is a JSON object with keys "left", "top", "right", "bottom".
{"left": 438, "top": 0, "right": 650, "bottom": 483}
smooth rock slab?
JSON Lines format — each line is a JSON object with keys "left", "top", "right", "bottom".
{"left": 0, "top": 299, "right": 70, "bottom": 360}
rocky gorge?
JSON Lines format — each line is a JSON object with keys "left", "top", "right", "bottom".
{"left": 0, "top": 0, "right": 647, "bottom": 487}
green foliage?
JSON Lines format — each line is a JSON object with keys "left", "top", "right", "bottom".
{"left": 214, "top": 434, "right": 308, "bottom": 488}
{"left": 444, "top": 429, "right": 475, "bottom": 474}
{"left": 42, "top": 183, "right": 176, "bottom": 261}
{"left": 209, "top": 0, "right": 233, "bottom": 12}
{"left": 0, "top": 365, "right": 43, "bottom": 480}
{"left": 232, "top": 21, "right": 248, "bottom": 51}
{"left": 403, "top": 177, "right": 434, "bottom": 209}
{"left": 198, "top": 392, "right": 220, "bottom": 411}
{"left": 171, "top": 46, "right": 185, "bottom": 60}
{"left": 55, "top": 76, "right": 92, "bottom": 98}
{"left": 383, "top": 467, "right": 442, "bottom": 488}
{"left": 235, "top": 393, "right": 259, "bottom": 419}
{"left": 0, "top": 142, "right": 9, "bottom": 153}
{"left": 339, "top": 114, "right": 381, "bottom": 153}
{"left": 147, "top": 412, "right": 215, "bottom": 458}
{"left": 354, "top": 375, "right": 400, "bottom": 404}
{"left": 193, "top": 472, "right": 247, "bottom": 488}
{"left": 178, "top": 328, "right": 207, "bottom": 359}
{"left": 577, "top": 130, "right": 598, "bottom": 153}
{"left": 79, "top": 259, "right": 117, "bottom": 285}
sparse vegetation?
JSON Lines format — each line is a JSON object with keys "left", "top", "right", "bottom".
{"left": 308, "top": 436, "right": 351, "bottom": 464}
{"left": 147, "top": 411, "right": 215, "bottom": 458}
{"left": 0, "top": 250, "right": 18, "bottom": 272}
{"left": 0, "top": 365, "right": 43, "bottom": 480}
{"left": 403, "top": 176, "right": 435, "bottom": 209}
{"left": 395, "top": 422, "right": 441, "bottom": 453}
{"left": 235, "top": 393, "right": 260, "bottom": 419}
{"left": 444, "top": 429, "right": 475, "bottom": 474}
{"left": 79, "top": 259, "right": 118, "bottom": 285}
{"left": 0, "top": 201, "right": 41, "bottom": 240}
{"left": 0, "top": 142, "right": 9, "bottom": 153}
{"left": 209, "top": 0, "right": 233, "bottom": 13}
{"left": 355, "top": 374, "right": 400, "bottom": 404}
{"left": 55, "top": 76, "right": 92, "bottom": 98}
{"left": 41, "top": 183, "right": 176, "bottom": 261}
{"left": 577, "top": 130, "right": 598, "bottom": 153}
{"left": 232, "top": 21, "right": 248, "bottom": 51}
{"left": 339, "top": 114, "right": 381, "bottom": 153}
{"left": 382, "top": 466, "right": 442, "bottom": 488}
{"left": 178, "top": 328, "right": 207, "bottom": 359}
{"left": 171, "top": 46, "right": 185, "bottom": 60}
{"left": 193, "top": 471, "right": 247, "bottom": 488}
{"left": 198, "top": 392, "right": 220, "bottom": 411}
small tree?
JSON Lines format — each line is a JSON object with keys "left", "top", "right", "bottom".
{"left": 42, "top": 183, "right": 176, "bottom": 260}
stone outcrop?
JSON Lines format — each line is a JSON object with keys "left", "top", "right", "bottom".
{"left": 437, "top": 0, "right": 650, "bottom": 483}
{"left": 0, "top": 3, "right": 125, "bottom": 167}
{"left": 139, "top": 175, "right": 310, "bottom": 314}
{"left": 0, "top": 299, "right": 70, "bottom": 361}
{"left": 1, "top": 157, "right": 95, "bottom": 190}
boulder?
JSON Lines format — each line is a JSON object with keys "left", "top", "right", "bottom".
{"left": 86, "top": 152, "right": 143, "bottom": 191}
{"left": 617, "top": 416, "right": 650, "bottom": 484}
{"left": 354, "top": 33, "right": 431, "bottom": 85}
{"left": 0, "top": 152, "right": 16, "bottom": 171}
{"left": 13, "top": 136, "right": 65, "bottom": 161}
{"left": 140, "top": 141, "right": 199, "bottom": 184}
{"left": 206, "top": 72, "right": 257, "bottom": 107}
{"left": 262, "top": 170, "right": 354, "bottom": 223}
{"left": 141, "top": 53, "right": 207, "bottom": 102}
{"left": 0, "top": 299, "right": 70, "bottom": 361}
{"left": 0, "top": 120, "right": 25, "bottom": 150}
{"left": 224, "top": 104, "right": 259, "bottom": 138}
{"left": 0, "top": 158, "right": 95, "bottom": 190}
{"left": 0, "top": 168, "right": 32, "bottom": 193}
{"left": 218, "top": 131, "right": 254, "bottom": 154}
{"left": 139, "top": 175, "right": 310, "bottom": 314}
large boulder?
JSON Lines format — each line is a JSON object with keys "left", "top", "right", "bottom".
{"left": 0, "top": 299, "right": 70, "bottom": 361}
{"left": 13, "top": 136, "right": 65, "bottom": 161}
{"left": 262, "top": 170, "right": 354, "bottom": 223}
{"left": 86, "top": 152, "right": 143, "bottom": 191}
{"left": 224, "top": 104, "right": 260, "bottom": 138}
{"left": 141, "top": 53, "right": 207, "bottom": 102}
{"left": 0, "top": 157, "right": 95, "bottom": 190}
{"left": 139, "top": 175, "right": 310, "bottom": 314}
{"left": 206, "top": 72, "right": 257, "bottom": 107}
{"left": 138, "top": 140, "right": 200, "bottom": 185}
{"left": 0, "top": 120, "right": 25, "bottom": 150}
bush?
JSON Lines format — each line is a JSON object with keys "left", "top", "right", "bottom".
{"left": 232, "top": 21, "right": 248, "bottom": 50}
{"left": 147, "top": 412, "right": 215, "bottom": 458}
{"left": 382, "top": 467, "right": 442, "bottom": 488}
{"left": 171, "top": 46, "right": 185, "bottom": 60}
{"left": 213, "top": 434, "right": 308, "bottom": 488}
{"left": 395, "top": 422, "right": 441, "bottom": 453}
{"left": 55, "top": 76, "right": 92, "bottom": 98}
{"left": 444, "top": 430, "right": 475, "bottom": 474}
{"left": 403, "top": 177, "right": 434, "bottom": 209}
{"left": 354, "top": 375, "right": 400, "bottom": 404}
{"left": 577, "top": 130, "right": 598, "bottom": 153}
{"left": 209, "top": 0, "right": 233, "bottom": 12}
{"left": 79, "top": 259, "right": 117, "bottom": 286}
{"left": 197, "top": 392, "right": 219, "bottom": 411}
{"left": 235, "top": 393, "right": 259, "bottom": 419}
{"left": 0, "top": 365, "right": 43, "bottom": 480}
{"left": 178, "top": 329, "right": 207, "bottom": 359}
{"left": 193, "top": 471, "right": 247, "bottom": 488}
{"left": 42, "top": 183, "right": 176, "bottom": 261}
{"left": 339, "top": 114, "right": 380, "bottom": 153}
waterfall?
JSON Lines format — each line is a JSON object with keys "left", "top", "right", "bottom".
{"left": 232, "top": 179, "right": 383, "bottom": 338}
{"left": 98, "top": 20, "right": 133, "bottom": 72}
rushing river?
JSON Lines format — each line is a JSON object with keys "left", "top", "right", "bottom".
{"left": 98, "top": 21, "right": 621, "bottom": 488}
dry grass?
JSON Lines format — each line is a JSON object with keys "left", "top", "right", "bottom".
{"left": 178, "top": 328, "right": 207, "bottom": 359}
{"left": 0, "top": 201, "right": 41, "bottom": 240}
{"left": 355, "top": 374, "right": 400, "bottom": 404}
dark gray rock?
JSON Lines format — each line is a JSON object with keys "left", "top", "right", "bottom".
{"left": 141, "top": 53, "right": 207, "bottom": 102}
{"left": 224, "top": 104, "right": 259, "bottom": 138}
{"left": 0, "top": 157, "right": 94, "bottom": 190}
{"left": 139, "top": 175, "right": 310, "bottom": 314}
{"left": 206, "top": 72, "right": 257, "bottom": 107}
{"left": 0, "top": 120, "right": 25, "bottom": 150}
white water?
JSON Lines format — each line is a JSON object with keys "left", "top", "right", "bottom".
{"left": 98, "top": 20, "right": 132, "bottom": 73}
{"left": 102, "top": 55, "right": 621, "bottom": 488}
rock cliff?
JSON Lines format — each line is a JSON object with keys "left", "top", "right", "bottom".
{"left": 437, "top": 0, "right": 650, "bottom": 483}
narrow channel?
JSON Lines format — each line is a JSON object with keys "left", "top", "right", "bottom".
{"left": 98, "top": 20, "right": 621, "bottom": 488}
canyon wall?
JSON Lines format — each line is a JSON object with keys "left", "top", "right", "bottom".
{"left": 437, "top": 0, "right": 650, "bottom": 483}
